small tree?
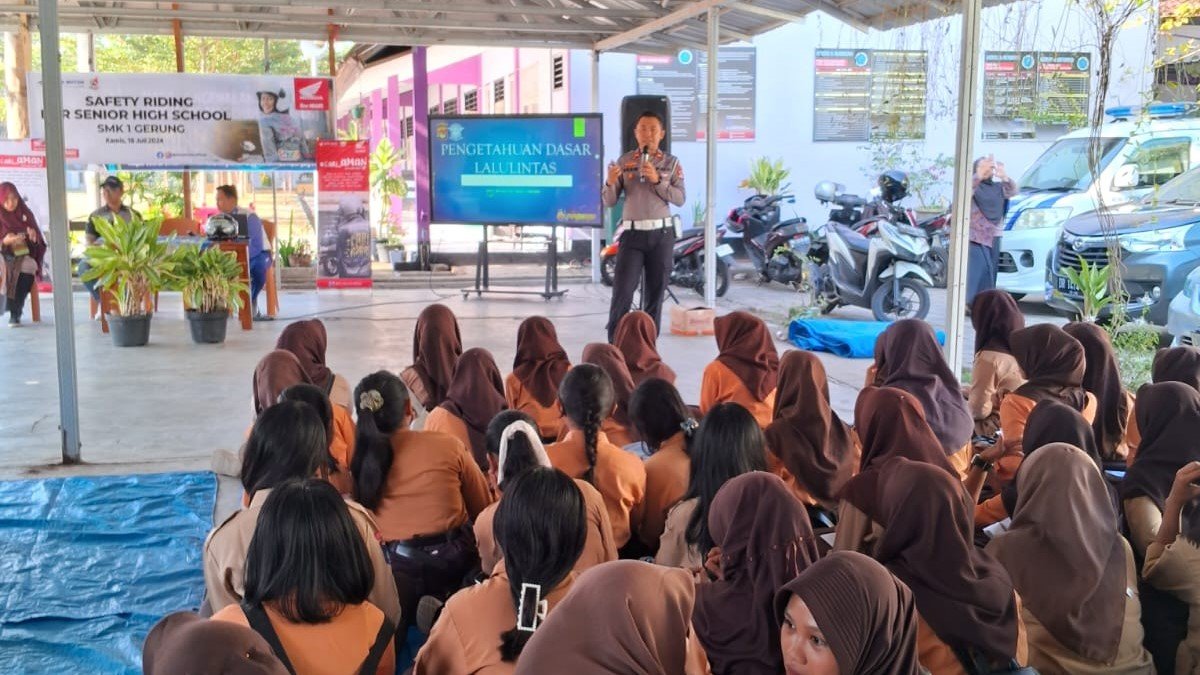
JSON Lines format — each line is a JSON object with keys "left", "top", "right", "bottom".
{"left": 739, "top": 157, "right": 791, "bottom": 195}
{"left": 859, "top": 138, "right": 954, "bottom": 210}
{"left": 370, "top": 138, "right": 409, "bottom": 240}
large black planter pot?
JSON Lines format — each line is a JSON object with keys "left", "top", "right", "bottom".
{"left": 186, "top": 309, "right": 229, "bottom": 344}
{"left": 108, "top": 314, "right": 152, "bottom": 347}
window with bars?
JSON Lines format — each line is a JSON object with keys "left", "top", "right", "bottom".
{"left": 429, "top": 105, "right": 439, "bottom": 117}
{"left": 404, "top": 116, "right": 414, "bottom": 138}
{"left": 493, "top": 77, "right": 506, "bottom": 102}
{"left": 553, "top": 55, "right": 565, "bottom": 90}
{"left": 464, "top": 89, "right": 478, "bottom": 112}
{"left": 443, "top": 98, "right": 458, "bottom": 114}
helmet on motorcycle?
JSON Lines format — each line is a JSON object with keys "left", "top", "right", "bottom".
{"left": 877, "top": 171, "right": 909, "bottom": 203}
{"left": 814, "top": 181, "right": 844, "bottom": 203}
{"left": 204, "top": 213, "right": 239, "bottom": 240}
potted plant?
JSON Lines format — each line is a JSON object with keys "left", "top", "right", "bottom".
{"left": 81, "top": 213, "right": 176, "bottom": 347}
{"left": 739, "top": 157, "right": 791, "bottom": 196}
{"left": 174, "top": 244, "right": 248, "bottom": 344}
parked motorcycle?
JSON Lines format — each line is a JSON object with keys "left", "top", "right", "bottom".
{"left": 599, "top": 223, "right": 734, "bottom": 297}
{"left": 912, "top": 209, "right": 950, "bottom": 288}
{"left": 724, "top": 193, "right": 814, "bottom": 288}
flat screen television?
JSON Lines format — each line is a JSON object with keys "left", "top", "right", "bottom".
{"left": 429, "top": 114, "right": 604, "bottom": 227}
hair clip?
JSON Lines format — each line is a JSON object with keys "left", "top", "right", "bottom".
{"left": 358, "top": 389, "right": 384, "bottom": 413}
{"left": 680, "top": 418, "right": 699, "bottom": 436}
{"left": 517, "top": 582, "right": 548, "bottom": 632}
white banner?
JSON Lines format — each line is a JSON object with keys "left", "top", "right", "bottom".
{"left": 28, "top": 73, "right": 333, "bottom": 168}
{"left": 0, "top": 139, "right": 52, "bottom": 280}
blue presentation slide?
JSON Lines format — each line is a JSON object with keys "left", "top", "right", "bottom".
{"left": 430, "top": 114, "right": 603, "bottom": 226}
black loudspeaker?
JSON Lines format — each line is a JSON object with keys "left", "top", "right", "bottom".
{"left": 620, "top": 95, "right": 671, "bottom": 155}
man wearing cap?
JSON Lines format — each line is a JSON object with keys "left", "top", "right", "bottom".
{"left": 216, "top": 185, "right": 272, "bottom": 321}
{"left": 602, "top": 111, "right": 686, "bottom": 342}
{"left": 79, "top": 175, "right": 140, "bottom": 302}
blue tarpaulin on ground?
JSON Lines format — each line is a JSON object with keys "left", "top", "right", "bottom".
{"left": 0, "top": 472, "right": 216, "bottom": 674}
{"left": 788, "top": 318, "right": 946, "bottom": 358}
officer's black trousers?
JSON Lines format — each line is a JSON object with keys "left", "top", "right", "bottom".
{"left": 607, "top": 227, "right": 675, "bottom": 342}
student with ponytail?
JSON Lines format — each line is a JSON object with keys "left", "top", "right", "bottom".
{"left": 630, "top": 377, "right": 698, "bottom": 552}
{"left": 474, "top": 411, "right": 616, "bottom": 574}
{"left": 350, "top": 370, "right": 492, "bottom": 633}
{"left": 547, "top": 364, "right": 646, "bottom": 549}
{"left": 413, "top": 467, "right": 587, "bottom": 674}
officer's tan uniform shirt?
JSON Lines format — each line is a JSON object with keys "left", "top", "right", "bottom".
{"left": 601, "top": 149, "right": 686, "bottom": 218}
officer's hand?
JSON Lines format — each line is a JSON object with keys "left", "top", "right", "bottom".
{"left": 606, "top": 162, "right": 621, "bottom": 186}
{"left": 641, "top": 161, "right": 660, "bottom": 184}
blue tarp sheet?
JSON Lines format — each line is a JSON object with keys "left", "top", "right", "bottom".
{"left": 0, "top": 472, "right": 216, "bottom": 674}
{"left": 788, "top": 318, "right": 946, "bottom": 358}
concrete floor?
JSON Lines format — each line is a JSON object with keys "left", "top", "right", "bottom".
{"left": 0, "top": 268, "right": 1065, "bottom": 482}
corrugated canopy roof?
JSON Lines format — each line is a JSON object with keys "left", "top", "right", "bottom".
{"left": 0, "top": 0, "right": 1017, "bottom": 53}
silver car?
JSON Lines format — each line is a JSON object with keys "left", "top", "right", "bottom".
{"left": 1167, "top": 266, "right": 1200, "bottom": 346}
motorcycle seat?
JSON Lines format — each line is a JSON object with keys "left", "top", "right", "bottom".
{"left": 835, "top": 224, "right": 871, "bottom": 253}
{"left": 835, "top": 194, "right": 867, "bottom": 208}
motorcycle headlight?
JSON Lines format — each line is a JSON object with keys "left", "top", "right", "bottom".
{"left": 1013, "top": 207, "right": 1073, "bottom": 231}
{"left": 1119, "top": 224, "right": 1192, "bottom": 253}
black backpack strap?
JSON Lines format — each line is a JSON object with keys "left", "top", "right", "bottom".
{"left": 241, "top": 601, "right": 298, "bottom": 675}
{"left": 358, "top": 617, "right": 397, "bottom": 675}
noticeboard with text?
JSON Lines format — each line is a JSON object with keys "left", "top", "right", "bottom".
{"left": 982, "top": 51, "right": 1091, "bottom": 140}
{"left": 635, "top": 47, "right": 756, "bottom": 142}
{"left": 813, "top": 49, "right": 928, "bottom": 142}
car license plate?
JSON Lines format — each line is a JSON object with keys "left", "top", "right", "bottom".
{"left": 715, "top": 244, "right": 734, "bottom": 258}
{"left": 1055, "top": 275, "right": 1080, "bottom": 295}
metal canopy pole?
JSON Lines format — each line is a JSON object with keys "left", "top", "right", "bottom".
{"left": 703, "top": 7, "right": 719, "bottom": 308}
{"left": 36, "top": 0, "right": 82, "bottom": 463}
{"left": 590, "top": 50, "right": 601, "bottom": 284}
{"left": 945, "top": 0, "right": 984, "bottom": 376}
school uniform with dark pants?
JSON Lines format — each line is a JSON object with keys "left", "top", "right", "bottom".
{"left": 603, "top": 148, "right": 686, "bottom": 341}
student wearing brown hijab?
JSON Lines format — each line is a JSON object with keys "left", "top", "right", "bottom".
{"left": 513, "top": 560, "right": 711, "bottom": 675}
{"left": 581, "top": 342, "right": 640, "bottom": 447}
{"left": 425, "top": 347, "right": 509, "bottom": 471}
{"left": 872, "top": 458, "right": 1027, "bottom": 674}
{"left": 613, "top": 309, "right": 677, "bottom": 385}
{"left": 1124, "top": 345, "right": 1200, "bottom": 461}
{"left": 506, "top": 316, "right": 571, "bottom": 440}
{"left": 987, "top": 444, "right": 1153, "bottom": 673}
{"left": 474, "top": 411, "right": 617, "bottom": 576}
{"left": 966, "top": 290, "right": 1025, "bottom": 438}
{"left": 143, "top": 611, "right": 289, "bottom": 675}
{"left": 873, "top": 319, "right": 974, "bottom": 468}
{"left": 414, "top": 467, "right": 587, "bottom": 675}
{"left": 701, "top": 311, "right": 780, "bottom": 427}
{"left": 631, "top": 378, "right": 697, "bottom": 551}
{"left": 776, "top": 551, "right": 923, "bottom": 675}
{"left": 835, "top": 386, "right": 958, "bottom": 555}
{"left": 764, "top": 350, "right": 860, "bottom": 510}
{"left": 404, "top": 303, "right": 463, "bottom": 412}
{"left": 1064, "top": 321, "right": 1136, "bottom": 462}
{"left": 274, "top": 318, "right": 351, "bottom": 410}
{"left": 999, "top": 324, "right": 1096, "bottom": 476}
{"left": 693, "top": 472, "right": 819, "bottom": 675}
{"left": 1143, "top": 459, "right": 1200, "bottom": 674}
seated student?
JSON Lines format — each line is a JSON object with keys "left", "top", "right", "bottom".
{"left": 872, "top": 458, "right": 1028, "bottom": 675}
{"left": 987, "top": 444, "right": 1154, "bottom": 672}
{"left": 613, "top": 309, "right": 677, "bottom": 385}
{"left": 414, "top": 467, "right": 586, "bottom": 674}
{"left": 475, "top": 411, "right": 616, "bottom": 575}
{"left": 1143, "top": 459, "right": 1200, "bottom": 674}
{"left": 630, "top": 378, "right": 697, "bottom": 552}
{"left": 214, "top": 185, "right": 272, "bottom": 320}
{"left": 776, "top": 552, "right": 923, "bottom": 675}
{"left": 506, "top": 316, "right": 570, "bottom": 441}
{"left": 1065, "top": 321, "right": 1137, "bottom": 462}
{"left": 999, "top": 324, "right": 1095, "bottom": 478}
{"left": 275, "top": 318, "right": 352, "bottom": 410}
{"left": 424, "top": 348, "right": 509, "bottom": 472}
{"left": 403, "top": 303, "right": 462, "bottom": 413}
{"left": 701, "top": 311, "right": 779, "bottom": 427}
{"left": 203, "top": 401, "right": 400, "bottom": 628}
{"left": 143, "top": 611, "right": 289, "bottom": 675}
{"left": 546, "top": 364, "right": 646, "bottom": 549}
{"left": 278, "top": 384, "right": 354, "bottom": 495}
{"left": 657, "top": 402, "right": 768, "bottom": 570}
{"left": 966, "top": 290, "right": 1025, "bottom": 440}
{"left": 835, "top": 387, "right": 958, "bottom": 555}
{"left": 693, "top": 472, "right": 819, "bottom": 675}
{"left": 581, "top": 342, "right": 640, "bottom": 448}
{"left": 351, "top": 370, "right": 492, "bottom": 632}
{"left": 1124, "top": 345, "right": 1200, "bottom": 462}
{"left": 872, "top": 319, "right": 974, "bottom": 472}
{"left": 212, "top": 479, "right": 396, "bottom": 675}
{"left": 514, "top": 560, "right": 711, "bottom": 675}
{"left": 764, "top": 350, "right": 859, "bottom": 512}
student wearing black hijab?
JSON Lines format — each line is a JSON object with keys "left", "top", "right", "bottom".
{"left": 967, "top": 156, "right": 1017, "bottom": 306}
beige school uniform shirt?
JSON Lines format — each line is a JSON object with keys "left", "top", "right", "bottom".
{"left": 968, "top": 350, "right": 1025, "bottom": 437}
{"left": 1134, "top": 496, "right": 1200, "bottom": 673}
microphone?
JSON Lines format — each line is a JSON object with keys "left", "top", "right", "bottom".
{"left": 640, "top": 145, "right": 650, "bottom": 183}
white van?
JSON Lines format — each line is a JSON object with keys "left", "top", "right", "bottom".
{"left": 998, "top": 104, "right": 1200, "bottom": 298}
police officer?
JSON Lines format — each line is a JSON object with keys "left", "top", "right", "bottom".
{"left": 603, "top": 111, "right": 686, "bottom": 342}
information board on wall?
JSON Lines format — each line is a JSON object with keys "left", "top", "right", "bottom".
{"left": 636, "top": 47, "right": 756, "bottom": 142}
{"left": 982, "top": 51, "right": 1091, "bottom": 140}
{"left": 813, "top": 49, "right": 928, "bottom": 142}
